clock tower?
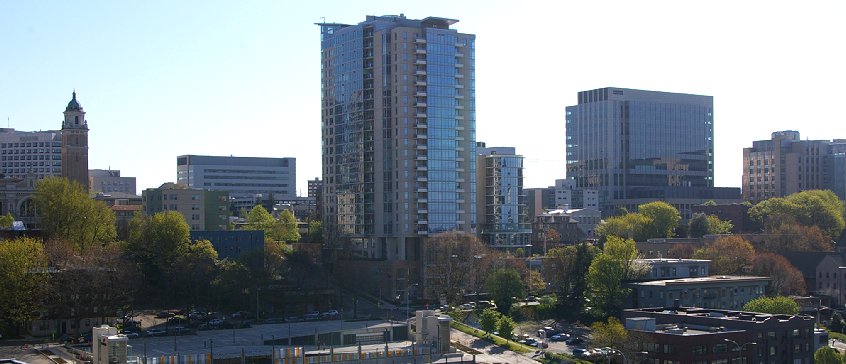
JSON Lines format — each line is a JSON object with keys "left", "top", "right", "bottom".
{"left": 61, "top": 91, "right": 89, "bottom": 191}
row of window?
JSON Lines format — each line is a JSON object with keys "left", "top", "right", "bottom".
{"left": 1, "top": 148, "right": 62, "bottom": 154}
{"left": 1, "top": 141, "right": 61, "bottom": 148}
{"left": 2, "top": 154, "right": 61, "bottom": 161}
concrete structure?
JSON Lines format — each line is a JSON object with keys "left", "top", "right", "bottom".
{"left": 475, "top": 143, "right": 530, "bottom": 250}
{"left": 0, "top": 129, "right": 62, "bottom": 180}
{"left": 92, "top": 325, "right": 128, "bottom": 364}
{"left": 318, "top": 15, "right": 476, "bottom": 298}
{"left": 554, "top": 179, "right": 598, "bottom": 211}
{"left": 743, "top": 130, "right": 846, "bottom": 201}
{"left": 89, "top": 169, "right": 136, "bottom": 195}
{"left": 408, "top": 310, "right": 451, "bottom": 354}
{"left": 624, "top": 307, "right": 816, "bottom": 364}
{"left": 638, "top": 258, "right": 710, "bottom": 280}
{"left": 629, "top": 275, "right": 769, "bottom": 310}
{"left": 524, "top": 187, "right": 554, "bottom": 222}
{"left": 61, "top": 91, "right": 89, "bottom": 191}
{"left": 566, "top": 87, "right": 740, "bottom": 218}
{"left": 176, "top": 154, "right": 296, "bottom": 211}
{"left": 0, "top": 175, "right": 38, "bottom": 229}
{"left": 142, "top": 183, "right": 229, "bottom": 231}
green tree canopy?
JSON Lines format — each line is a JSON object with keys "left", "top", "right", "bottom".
{"left": 638, "top": 201, "right": 681, "bottom": 239}
{"left": 596, "top": 213, "right": 651, "bottom": 241}
{"left": 0, "top": 237, "right": 49, "bottom": 335}
{"left": 33, "top": 176, "right": 116, "bottom": 251}
{"left": 586, "top": 236, "right": 645, "bottom": 317}
{"left": 749, "top": 190, "right": 845, "bottom": 239}
{"left": 547, "top": 242, "right": 600, "bottom": 314}
{"left": 814, "top": 347, "right": 845, "bottom": 364}
{"left": 590, "top": 317, "right": 628, "bottom": 349}
{"left": 485, "top": 268, "right": 526, "bottom": 314}
{"left": 277, "top": 209, "right": 301, "bottom": 242}
{"left": 169, "top": 239, "right": 219, "bottom": 307}
{"left": 479, "top": 308, "right": 500, "bottom": 337}
{"left": 497, "top": 315, "right": 515, "bottom": 341}
{"left": 126, "top": 211, "right": 192, "bottom": 293}
{"left": 742, "top": 296, "right": 799, "bottom": 315}
{"left": 0, "top": 213, "right": 14, "bottom": 229}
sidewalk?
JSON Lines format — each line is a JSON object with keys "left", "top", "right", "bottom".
{"left": 449, "top": 328, "right": 541, "bottom": 364}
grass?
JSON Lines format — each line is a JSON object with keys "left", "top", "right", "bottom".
{"left": 829, "top": 331, "right": 846, "bottom": 342}
{"left": 450, "top": 320, "right": 535, "bottom": 354}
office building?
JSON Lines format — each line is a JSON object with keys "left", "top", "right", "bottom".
{"left": 176, "top": 155, "right": 296, "bottom": 211}
{"left": 524, "top": 187, "right": 555, "bottom": 222}
{"left": 743, "top": 130, "right": 846, "bottom": 201}
{"left": 624, "top": 307, "right": 816, "bottom": 364}
{"left": 142, "top": 183, "right": 229, "bottom": 231}
{"left": 475, "top": 143, "right": 530, "bottom": 250}
{"left": 89, "top": 169, "right": 136, "bottom": 195}
{"left": 566, "top": 87, "right": 739, "bottom": 217}
{"left": 638, "top": 258, "right": 710, "bottom": 280}
{"left": 629, "top": 275, "right": 769, "bottom": 310}
{"left": 318, "top": 15, "right": 476, "bottom": 298}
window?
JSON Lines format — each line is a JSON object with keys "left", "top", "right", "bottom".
{"left": 692, "top": 344, "right": 706, "bottom": 355}
{"left": 713, "top": 343, "right": 727, "bottom": 353}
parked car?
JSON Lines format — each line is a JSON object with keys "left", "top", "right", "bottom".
{"left": 156, "top": 311, "right": 171, "bottom": 318}
{"left": 167, "top": 326, "right": 191, "bottom": 335}
{"left": 284, "top": 316, "right": 301, "bottom": 323}
{"left": 572, "top": 348, "right": 589, "bottom": 358}
{"left": 145, "top": 329, "right": 166, "bottom": 337}
{"left": 321, "top": 310, "right": 340, "bottom": 320}
{"left": 303, "top": 311, "right": 320, "bottom": 321}
{"left": 565, "top": 337, "right": 584, "bottom": 345}
{"left": 207, "top": 318, "right": 225, "bottom": 326}
{"left": 263, "top": 317, "right": 286, "bottom": 324}
{"left": 550, "top": 333, "right": 570, "bottom": 341}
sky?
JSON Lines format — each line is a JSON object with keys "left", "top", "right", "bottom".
{"left": 2, "top": 1, "right": 844, "bottom": 196}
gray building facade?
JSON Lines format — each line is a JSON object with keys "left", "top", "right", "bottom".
{"left": 176, "top": 155, "right": 296, "bottom": 211}
{"left": 565, "top": 88, "right": 738, "bottom": 217}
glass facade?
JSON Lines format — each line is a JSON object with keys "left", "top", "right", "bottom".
{"left": 319, "top": 15, "right": 476, "bottom": 258}
{"left": 477, "top": 146, "right": 530, "bottom": 248}
{"left": 566, "top": 88, "right": 714, "bottom": 214}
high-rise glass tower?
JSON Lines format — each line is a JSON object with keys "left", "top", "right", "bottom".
{"left": 318, "top": 15, "right": 476, "bottom": 275}
{"left": 566, "top": 88, "right": 720, "bottom": 216}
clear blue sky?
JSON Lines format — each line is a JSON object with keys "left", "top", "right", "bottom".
{"left": 2, "top": 1, "right": 844, "bottom": 195}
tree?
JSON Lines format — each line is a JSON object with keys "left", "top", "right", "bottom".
{"left": 126, "top": 211, "right": 192, "bottom": 296}
{"left": 497, "top": 315, "right": 515, "bottom": 341}
{"left": 751, "top": 253, "right": 806, "bottom": 296}
{"left": 0, "top": 213, "right": 13, "bottom": 229}
{"left": 814, "top": 347, "right": 845, "bottom": 364}
{"left": 304, "top": 220, "right": 324, "bottom": 244}
{"left": 830, "top": 312, "right": 845, "bottom": 333}
{"left": 169, "top": 239, "right": 219, "bottom": 307}
{"left": 426, "top": 232, "right": 492, "bottom": 304}
{"left": 485, "top": 268, "right": 526, "bottom": 314}
{"left": 742, "top": 296, "right": 799, "bottom": 315}
{"left": 586, "top": 236, "right": 644, "bottom": 317}
{"left": 245, "top": 205, "right": 276, "bottom": 232}
{"left": 277, "top": 210, "right": 300, "bottom": 242}
{"left": 479, "top": 308, "right": 500, "bottom": 337}
{"left": 547, "top": 242, "right": 600, "bottom": 315}
{"left": 0, "top": 237, "right": 48, "bottom": 336}
{"left": 688, "top": 213, "right": 710, "bottom": 238}
{"left": 757, "top": 223, "right": 834, "bottom": 253}
{"left": 667, "top": 243, "right": 695, "bottom": 259}
{"left": 596, "top": 213, "right": 650, "bottom": 241}
{"left": 706, "top": 215, "right": 734, "bottom": 235}
{"left": 693, "top": 235, "right": 755, "bottom": 275}
{"left": 638, "top": 201, "right": 681, "bottom": 239}
{"left": 590, "top": 317, "right": 628, "bottom": 349}
{"left": 749, "top": 190, "right": 845, "bottom": 239}
{"left": 33, "top": 176, "right": 116, "bottom": 251}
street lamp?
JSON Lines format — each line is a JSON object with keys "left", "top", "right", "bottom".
{"left": 724, "top": 338, "right": 756, "bottom": 363}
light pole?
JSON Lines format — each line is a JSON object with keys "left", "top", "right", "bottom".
{"left": 406, "top": 283, "right": 419, "bottom": 318}
{"left": 724, "top": 338, "right": 755, "bottom": 364}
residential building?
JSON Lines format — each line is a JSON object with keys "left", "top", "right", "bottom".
{"left": 475, "top": 143, "right": 530, "bottom": 250}
{"left": 89, "top": 169, "right": 136, "bottom": 195}
{"left": 782, "top": 252, "right": 846, "bottom": 307}
{"left": 638, "top": 258, "right": 710, "bottom": 280}
{"left": 743, "top": 130, "right": 846, "bottom": 201}
{"left": 524, "top": 187, "right": 555, "bottom": 222}
{"left": 61, "top": 91, "right": 89, "bottom": 190}
{"left": 691, "top": 203, "right": 755, "bottom": 233}
{"left": 141, "top": 183, "right": 228, "bottom": 231}
{"left": 565, "top": 87, "right": 740, "bottom": 218}
{"left": 629, "top": 275, "right": 769, "bottom": 310}
{"left": 530, "top": 208, "right": 600, "bottom": 253}
{"left": 554, "top": 179, "right": 598, "bottom": 211}
{"left": 624, "top": 307, "right": 816, "bottom": 364}
{"left": 176, "top": 155, "right": 296, "bottom": 212}
{"left": 318, "top": 14, "right": 476, "bottom": 300}
{"left": 636, "top": 237, "right": 707, "bottom": 259}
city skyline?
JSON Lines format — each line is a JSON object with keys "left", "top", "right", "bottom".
{"left": 2, "top": 1, "right": 844, "bottom": 195}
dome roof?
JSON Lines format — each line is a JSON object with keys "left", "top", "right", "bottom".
{"left": 66, "top": 91, "right": 83, "bottom": 111}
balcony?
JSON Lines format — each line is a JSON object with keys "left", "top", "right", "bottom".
{"left": 415, "top": 81, "right": 427, "bottom": 86}
{"left": 455, "top": 84, "right": 464, "bottom": 89}
{"left": 415, "top": 123, "right": 427, "bottom": 129}
{"left": 415, "top": 91, "right": 428, "bottom": 97}
{"left": 415, "top": 59, "right": 427, "bottom": 65}
{"left": 456, "top": 53, "right": 464, "bottom": 58}
{"left": 416, "top": 38, "right": 427, "bottom": 44}
{"left": 415, "top": 102, "right": 428, "bottom": 107}
{"left": 416, "top": 144, "right": 428, "bottom": 150}
{"left": 415, "top": 70, "right": 427, "bottom": 76}
{"left": 416, "top": 113, "right": 427, "bottom": 118}
{"left": 455, "top": 63, "right": 463, "bottom": 68}
{"left": 415, "top": 49, "right": 427, "bottom": 54}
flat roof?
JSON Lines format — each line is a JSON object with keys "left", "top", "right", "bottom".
{"left": 634, "top": 275, "right": 770, "bottom": 287}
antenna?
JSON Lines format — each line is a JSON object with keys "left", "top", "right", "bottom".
{"left": 320, "top": 17, "right": 326, "bottom": 23}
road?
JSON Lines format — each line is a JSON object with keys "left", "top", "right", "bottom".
{"left": 449, "top": 328, "right": 542, "bottom": 364}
